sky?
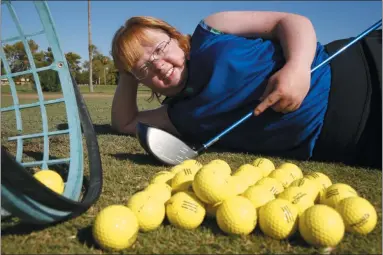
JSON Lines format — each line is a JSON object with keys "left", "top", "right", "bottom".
{"left": 1, "top": 1, "right": 382, "bottom": 65}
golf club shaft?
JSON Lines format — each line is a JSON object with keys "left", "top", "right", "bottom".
{"left": 199, "top": 19, "right": 382, "bottom": 152}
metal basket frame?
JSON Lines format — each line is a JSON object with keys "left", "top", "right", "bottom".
{"left": 1, "top": 0, "right": 94, "bottom": 224}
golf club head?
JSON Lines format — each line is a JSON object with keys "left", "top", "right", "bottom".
{"left": 136, "top": 122, "right": 199, "bottom": 165}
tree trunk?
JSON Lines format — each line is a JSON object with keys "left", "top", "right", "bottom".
{"left": 88, "top": 0, "right": 93, "bottom": 92}
{"left": 104, "top": 67, "right": 106, "bottom": 85}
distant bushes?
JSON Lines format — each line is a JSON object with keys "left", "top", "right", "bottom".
{"left": 36, "top": 70, "right": 61, "bottom": 92}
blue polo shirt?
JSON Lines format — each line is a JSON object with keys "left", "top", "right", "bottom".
{"left": 166, "top": 20, "right": 331, "bottom": 160}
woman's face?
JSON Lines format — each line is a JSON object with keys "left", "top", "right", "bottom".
{"left": 131, "top": 28, "right": 188, "bottom": 97}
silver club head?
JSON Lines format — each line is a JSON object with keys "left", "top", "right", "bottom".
{"left": 136, "top": 122, "right": 199, "bottom": 165}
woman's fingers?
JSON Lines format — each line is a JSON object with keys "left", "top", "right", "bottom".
{"left": 257, "top": 95, "right": 302, "bottom": 115}
{"left": 259, "top": 80, "right": 275, "bottom": 101}
{"left": 254, "top": 90, "right": 282, "bottom": 116}
{"left": 271, "top": 99, "right": 291, "bottom": 113}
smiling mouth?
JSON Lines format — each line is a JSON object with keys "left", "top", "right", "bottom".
{"left": 165, "top": 68, "right": 174, "bottom": 78}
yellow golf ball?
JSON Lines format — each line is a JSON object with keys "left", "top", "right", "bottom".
{"left": 320, "top": 183, "right": 358, "bottom": 208}
{"left": 33, "top": 169, "right": 65, "bottom": 194}
{"left": 192, "top": 166, "right": 231, "bottom": 204}
{"left": 290, "top": 177, "right": 319, "bottom": 202}
{"left": 171, "top": 168, "right": 198, "bottom": 193}
{"left": 299, "top": 205, "right": 344, "bottom": 247}
{"left": 305, "top": 172, "right": 332, "bottom": 202}
{"left": 165, "top": 191, "right": 206, "bottom": 230}
{"left": 336, "top": 196, "right": 377, "bottom": 235}
{"left": 232, "top": 164, "right": 263, "bottom": 186}
{"left": 258, "top": 198, "right": 299, "bottom": 240}
{"left": 170, "top": 164, "right": 189, "bottom": 175}
{"left": 127, "top": 191, "right": 165, "bottom": 232}
{"left": 206, "top": 159, "right": 232, "bottom": 176}
{"left": 150, "top": 171, "right": 175, "bottom": 185}
{"left": 92, "top": 205, "right": 139, "bottom": 251}
{"left": 257, "top": 177, "right": 284, "bottom": 195}
{"left": 145, "top": 183, "right": 172, "bottom": 204}
{"left": 268, "top": 168, "right": 295, "bottom": 188}
{"left": 279, "top": 162, "right": 303, "bottom": 179}
{"left": 216, "top": 196, "right": 257, "bottom": 235}
{"left": 181, "top": 159, "right": 203, "bottom": 171}
{"left": 227, "top": 175, "right": 249, "bottom": 197}
{"left": 243, "top": 184, "right": 275, "bottom": 211}
{"left": 277, "top": 186, "right": 314, "bottom": 216}
{"left": 252, "top": 158, "right": 275, "bottom": 177}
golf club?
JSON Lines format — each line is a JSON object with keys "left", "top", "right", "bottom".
{"left": 136, "top": 19, "right": 382, "bottom": 166}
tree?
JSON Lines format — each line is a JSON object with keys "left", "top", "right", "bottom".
{"left": 3, "top": 40, "right": 40, "bottom": 83}
{"left": 76, "top": 70, "right": 90, "bottom": 84}
{"left": 3, "top": 40, "right": 39, "bottom": 73}
{"left": 2, "top": 40, "right": 84, "bottom": 91}
{"left": 82, "top": 58, "right": 118, "bottom": 85}
{"left": 65, "top": 52, "right": 82, "bottom": 79}
{"left": 3, "top": 36, "right": 115, "bottom": 87}
{"left": 92, "top": 59, "right": 103, "bottom": 85}
{"left": 90, "top": 44, "right": 102, "bottom": 58}
{"left": 39, "top": 70, "right": 61, "bottom": 92}
{"left": 81, "top": 46, "right": 114, "bottom": 85}
{"left": 88, "top": 0, "right": 93, "bottom": 92}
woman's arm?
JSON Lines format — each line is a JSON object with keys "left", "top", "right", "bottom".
{"left": 204, "top": 11, "right": 317, "bottom": 68}
{"left": 204, "top": 11, "right": 317, "bottom": 114}
{"left": 111, "top": 72, "right": 139, "bottom": 133}
{"left": 111, "top": 72, "right": 180, "bottom": 136}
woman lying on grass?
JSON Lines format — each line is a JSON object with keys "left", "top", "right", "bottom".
{"left": 110, "top": 11, "right": 382, "bottom": 169}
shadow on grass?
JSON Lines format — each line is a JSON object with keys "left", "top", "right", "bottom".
{"left": 77, "top": 225, "right": 98, "bottom": 249}
{"left": 287, "top": 233, "right": 312, "bottom": 249}
{"left": 56, "top": 123, "right": 382, "bottom": 170}
{"left": 200, "top": 218, "right": 224, "bottom": 235}
{"left": 57, "top": 123, "right": 120, "bottom": 136}
{"left": 200, "top": 218, "right": 312, "bottom": 250}
{"left": 1, "top": 219, "right": 60, "bottom": 236}
{"left": 57, "top": 123, "right": 231, "bottom": 154}
{"left": 108, "top": 148, "right": 253, "bottom": 166}
{"left": 287, "top": 234, "right": 334, "bottom": 255}
{"left": 109, "top": 152, "right": 165, "bottom": 166}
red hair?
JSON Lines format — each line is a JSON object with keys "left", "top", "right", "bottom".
{"left": 111, "top": 16, "right": 191, "bottom": 73}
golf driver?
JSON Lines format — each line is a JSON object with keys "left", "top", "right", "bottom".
{"left": 136, "top": 19, "right": 382, "bottom": 166}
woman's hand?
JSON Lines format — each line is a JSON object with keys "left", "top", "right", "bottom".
{"left": 204, "top": 11, "right": 317, "bottom": 115}
{"left": 254, "top": 62, "right": 311, "bottom": 115}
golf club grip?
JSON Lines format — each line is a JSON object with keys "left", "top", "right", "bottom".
{"left": 201, "top": 19, "right": 382, "bottom": 150}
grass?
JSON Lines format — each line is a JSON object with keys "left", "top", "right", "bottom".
{"left": 1, "top": 89, "right": 382, "bottom": 254}
{"left": 1, "top": 84, "right": 150, "bottom": 94}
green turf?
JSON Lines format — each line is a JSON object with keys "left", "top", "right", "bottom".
{"left": 1, "top": 91, "right": 382, "bottom": 254}
{"left": 1, "top": 84, "right": 150, "bottom": 94}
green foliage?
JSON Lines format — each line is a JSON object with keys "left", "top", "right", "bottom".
{"left": 2, "top": 41, "right": 118, "bottom": 86}
{"left": 37, "top": 70, "right": 61, "bottom": 92}
{"left": 65, "top": 52, "right": 82, "bottom": 76}
{"left": 82, "top": 44, "right": 118, "bottom": 85}
{"left": 76, "top": 71, "right": 90, "bottom": 84}
{"left": 3, "top": 40, "right": 39, "bottom": 74}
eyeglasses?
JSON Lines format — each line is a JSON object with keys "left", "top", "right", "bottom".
{"left": 133, "top": 38, "right": 172, "bottom": 80}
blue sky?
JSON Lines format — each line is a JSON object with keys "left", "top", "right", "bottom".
{"left": 2, "top": 1, "right": 382, "bottom": 65}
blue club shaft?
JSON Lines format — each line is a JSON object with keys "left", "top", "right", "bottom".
{"left": 199, "top": 19, "right": 382, "bottom": 152}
